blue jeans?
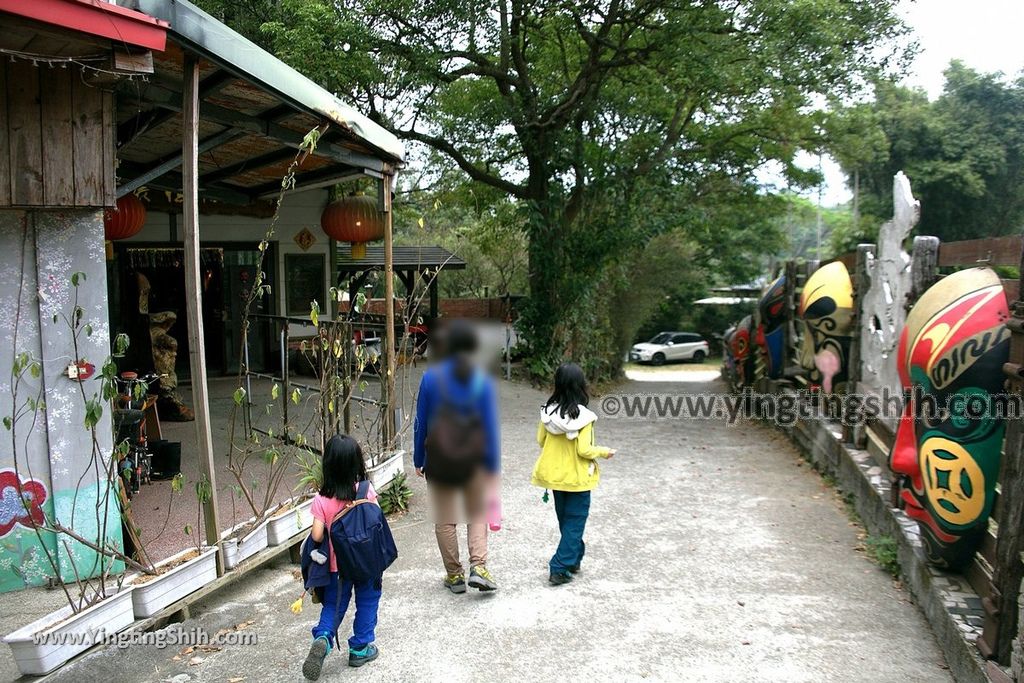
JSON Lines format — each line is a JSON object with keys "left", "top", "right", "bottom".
{"left": 550, "top": 490, "right": 591, "bottom": 574}
{"left": 311, "top": 572, "right": 382, "bottom": 650}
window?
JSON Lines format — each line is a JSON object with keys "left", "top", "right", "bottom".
{"left": 285, "top": 253, "right": 326, "bottom": 316}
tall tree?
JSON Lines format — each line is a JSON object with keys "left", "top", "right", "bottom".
{"left": 203, "top": 0, "right": 908, "bottom": 373}
{"left": 832, "top": 63, "right": 1024, "bottom": 244}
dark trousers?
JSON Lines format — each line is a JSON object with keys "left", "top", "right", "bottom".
{"left": 550, "top": 490, "right": 591, "bottom": 574}
{"left": 311, "top": 572, "right": 381, "bottom": 650}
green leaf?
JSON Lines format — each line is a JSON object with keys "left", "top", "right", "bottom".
{"left": 271, "top": 383, "right": 280, "bottom": 400}
{"left": 171, "top": 473, "right": 184, "bottom": 493}
{"left": 233, "top": 387, "right": 247, "bottom": 406}
{"left": 291, "top": 388, "right": 301, "bottom": 405}
{"left": 3, "top": 416, "right": 12, "bottom": 431}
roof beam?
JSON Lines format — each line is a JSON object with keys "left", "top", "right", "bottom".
{"left": 251, "top": 167, "right": 365, "bottom": 199}
{"left": 117, "top": 127, "right": 245, "bottom": 198}
{"left": 200, "top": 148, "right": 297, "bottom": 184}
{"left": 119, "top": 167, "right": 254, "bottom": 205}
{"left": 197, "top": 69, "right": 235, "bottom": 99}
{"left": 118, "top": 108, "right": 176, "bottom": 150}
{"left": 128, "top": 84, "right": 386, "bottom": 172}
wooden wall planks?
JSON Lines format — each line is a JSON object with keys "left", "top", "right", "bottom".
{"left": 1, "top": 61, "right": 114, "bottom": 208}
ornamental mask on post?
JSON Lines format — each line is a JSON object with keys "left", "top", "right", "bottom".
{"left": 889, "top": 267, "right": 1010, "bottom": 569}
{"left": 755, "top": 275, "right": 787, "bottom": 379}
{"left": 798, "top": 262, "right": 854, "bottom": 393}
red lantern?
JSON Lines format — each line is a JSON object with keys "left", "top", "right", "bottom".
{"left": 320, "top": 192, "right": 385, "bottom": 259}
{"left": 104, "top": 194, "right": 147, "bottom": 241}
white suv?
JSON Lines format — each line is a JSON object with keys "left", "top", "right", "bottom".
{"left": 630, "top": 332, "right": 710, "bottom": 366}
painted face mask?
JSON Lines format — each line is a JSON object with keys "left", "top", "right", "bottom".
{"left": 726, "top": 315, "right": 754, "bottom": 387}
{"left": 798, "top": 262, "right": 854, "bottom": 393}
{"left": 756, "top": 276, "right": 787, "bottom": 379}
{"left": 889, "top": 267, "right": 1010, "bottom": 568}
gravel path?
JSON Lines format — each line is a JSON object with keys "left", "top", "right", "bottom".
{"left": 40, "top": 369, "right": 951, "bottom": 683}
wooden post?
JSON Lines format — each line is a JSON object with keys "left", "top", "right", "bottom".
{"left": 909, "top": 236, "right": 940, "bottom": 310}
{"left": 182, "top": 56, "right": 223, "bottom": 573}
{"left": 981, "top": 242, "right": 1024, "bottom": 664}
{"left": 847, "top": 244, "right": 875, "bottom": 448}
{"left": 381, "top": 173, "right": 397, "bottom": 448}
{"left": 429, "top": 274, "right": 439, "bottom": 322}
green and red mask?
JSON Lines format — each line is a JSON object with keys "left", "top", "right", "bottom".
{"left": 890, "top": 267, "right": 1010, "bottom": 568}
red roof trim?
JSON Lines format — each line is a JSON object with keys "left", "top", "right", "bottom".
{"left": 0, "top": 0, "right": 169, "bottom": 52}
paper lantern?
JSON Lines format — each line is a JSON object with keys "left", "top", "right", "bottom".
{"left": 104, "top": 194, "right": 147, "bottom": 241}
{"left": 320, "top": 192, "right": 384, "bottom": 259}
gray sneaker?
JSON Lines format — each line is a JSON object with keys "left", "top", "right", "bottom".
{"left": 443, "top": 573, "right": 467, "bottom": 593}
{"left": 468, "top": 565, "right": 498, "bottom": 591}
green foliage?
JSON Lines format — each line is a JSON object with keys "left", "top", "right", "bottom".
{"left": 831, "top": 62, "right": 1024, "bottom": 244}
{"left": 200, "top": 0, "right": 909, "bottom": 379}
{"left": 294, "top": 449, "right": 323, "bottom": 494}
{"left": 865, "top": 535, "right": 901, "bottom": 577}
{"left": 377, "top": 472, "right": 413, "bottom": 515}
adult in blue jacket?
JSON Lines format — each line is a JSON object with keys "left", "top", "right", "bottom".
{"left": 414, "top": 320, "right": 500, "bottom": 592}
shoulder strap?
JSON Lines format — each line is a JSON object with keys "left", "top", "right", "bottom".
{"left": 355, "top": 479, "right": 371, "bottom": 501}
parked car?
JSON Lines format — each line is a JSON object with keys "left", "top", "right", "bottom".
{"left": 630, "top": 332, "right": 710, "bottom": 366}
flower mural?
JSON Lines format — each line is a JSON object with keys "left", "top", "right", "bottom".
{"left": 0, "top": 470, "right": 48, "bottom": 537}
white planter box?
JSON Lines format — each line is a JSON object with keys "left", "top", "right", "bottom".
{"left": 129, "top": 547, "right": 217, "bottom": 619}
{"left": 221, "top": 518, "right": 269, "bottom": 570}
{"left": 367, "top": 450, "right": 405, "bottom": 491}
{"left": 266, "top": 498, "right": 314, "bottom": 546}
{"left": 3, "top": 587, "right": 135, "bottom": 676}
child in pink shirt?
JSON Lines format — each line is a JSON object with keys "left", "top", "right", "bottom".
{"left": 303, "top": 435, "right": 381, "bottom": 680}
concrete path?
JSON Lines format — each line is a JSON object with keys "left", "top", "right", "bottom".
{"left": 40, "top": 369, "right": 951, "bottom": 682}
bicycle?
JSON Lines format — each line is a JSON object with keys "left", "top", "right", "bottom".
{"left": 111, "top": 372, "right": 161, "bottom": 498}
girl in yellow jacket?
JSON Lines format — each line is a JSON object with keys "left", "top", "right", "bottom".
{"left": 532, "top": 363, "right": 615, "bottom": 585}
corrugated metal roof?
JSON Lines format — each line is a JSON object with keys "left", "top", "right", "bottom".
{"left": 336, "top": 245, "right": 467, "bottom": 272}
{"left": 133, "top": 0, "right": 403, "bottom": 163}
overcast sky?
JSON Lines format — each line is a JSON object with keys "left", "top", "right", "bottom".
{"left": 783, "top": 0, "right": 1024, "bottom": 206}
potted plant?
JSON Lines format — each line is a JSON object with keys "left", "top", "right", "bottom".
{"left": 367, "top": 449, "right": 406, "bottom": 491}
{"left": 127, "top": 475, "right": 218, "bottom": 618}
{"left": 3, "top": 276, "right": 158, "bottom": 674}
{"left": 266, "top": 449, "right": 318, "bottom": 546}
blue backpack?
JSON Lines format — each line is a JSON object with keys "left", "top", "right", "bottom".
{"left": 328, "top": 480, "right": 398, "bottom": 586}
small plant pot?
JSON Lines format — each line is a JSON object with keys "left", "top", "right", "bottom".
{"left": 221, "top": 518, "right": 269, "bottom": 570}
{"left": 266, "top": 498, "right": 314, "bottom": 546}
{"left": 367, "top": 450, "right": 405, "bottom": 491}
{"left": 3, "top": 587, "right": 136, "bottom": 676}
{"left": 128, "top": 547, "right": 218, "bottom": 618}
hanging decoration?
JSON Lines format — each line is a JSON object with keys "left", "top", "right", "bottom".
{"left": 320, "top": 192, "right": 384, "bottom": 259}
{"left": 104, "top": 193, "right": 147, "bottom": 241}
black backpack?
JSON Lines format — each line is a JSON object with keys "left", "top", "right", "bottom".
{"left": 424, "top": 369, "right": 486, "bottom": 485}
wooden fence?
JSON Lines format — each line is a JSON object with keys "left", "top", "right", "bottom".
{"left": 762, "top": 232, "right": 1024, "bottom": 665}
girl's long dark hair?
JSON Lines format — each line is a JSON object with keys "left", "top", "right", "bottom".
{"left": 320, "top": 434, "right": 367, "bottom": 499}
{"left": 544, "top": 362, "right": 589, "bottom": 420}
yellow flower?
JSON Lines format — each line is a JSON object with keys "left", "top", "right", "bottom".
{"left": 290, "top": 596, "right": 304, "bottom": 614}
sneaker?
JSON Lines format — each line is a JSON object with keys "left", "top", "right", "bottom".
{"left": 348, "top": 643, "right": 379, "bottom": 668}
{"left": 302, "top": 636, "right": 331, "bottom": 680}
{"left": 568, "top": 564, "right": 581, "bottom": 574}
{"left": 549, "top": 571, "right": 573, "bottom": 586}
{"left": 443, "top": 573, "right": 467, "bottom": 594}
{"left": 468, "top": 565, "right": 498, "bottom": 591}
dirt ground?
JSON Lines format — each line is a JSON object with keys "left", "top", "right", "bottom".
{"left": 19, "top": 366, "right": 954, "bottom": 683}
